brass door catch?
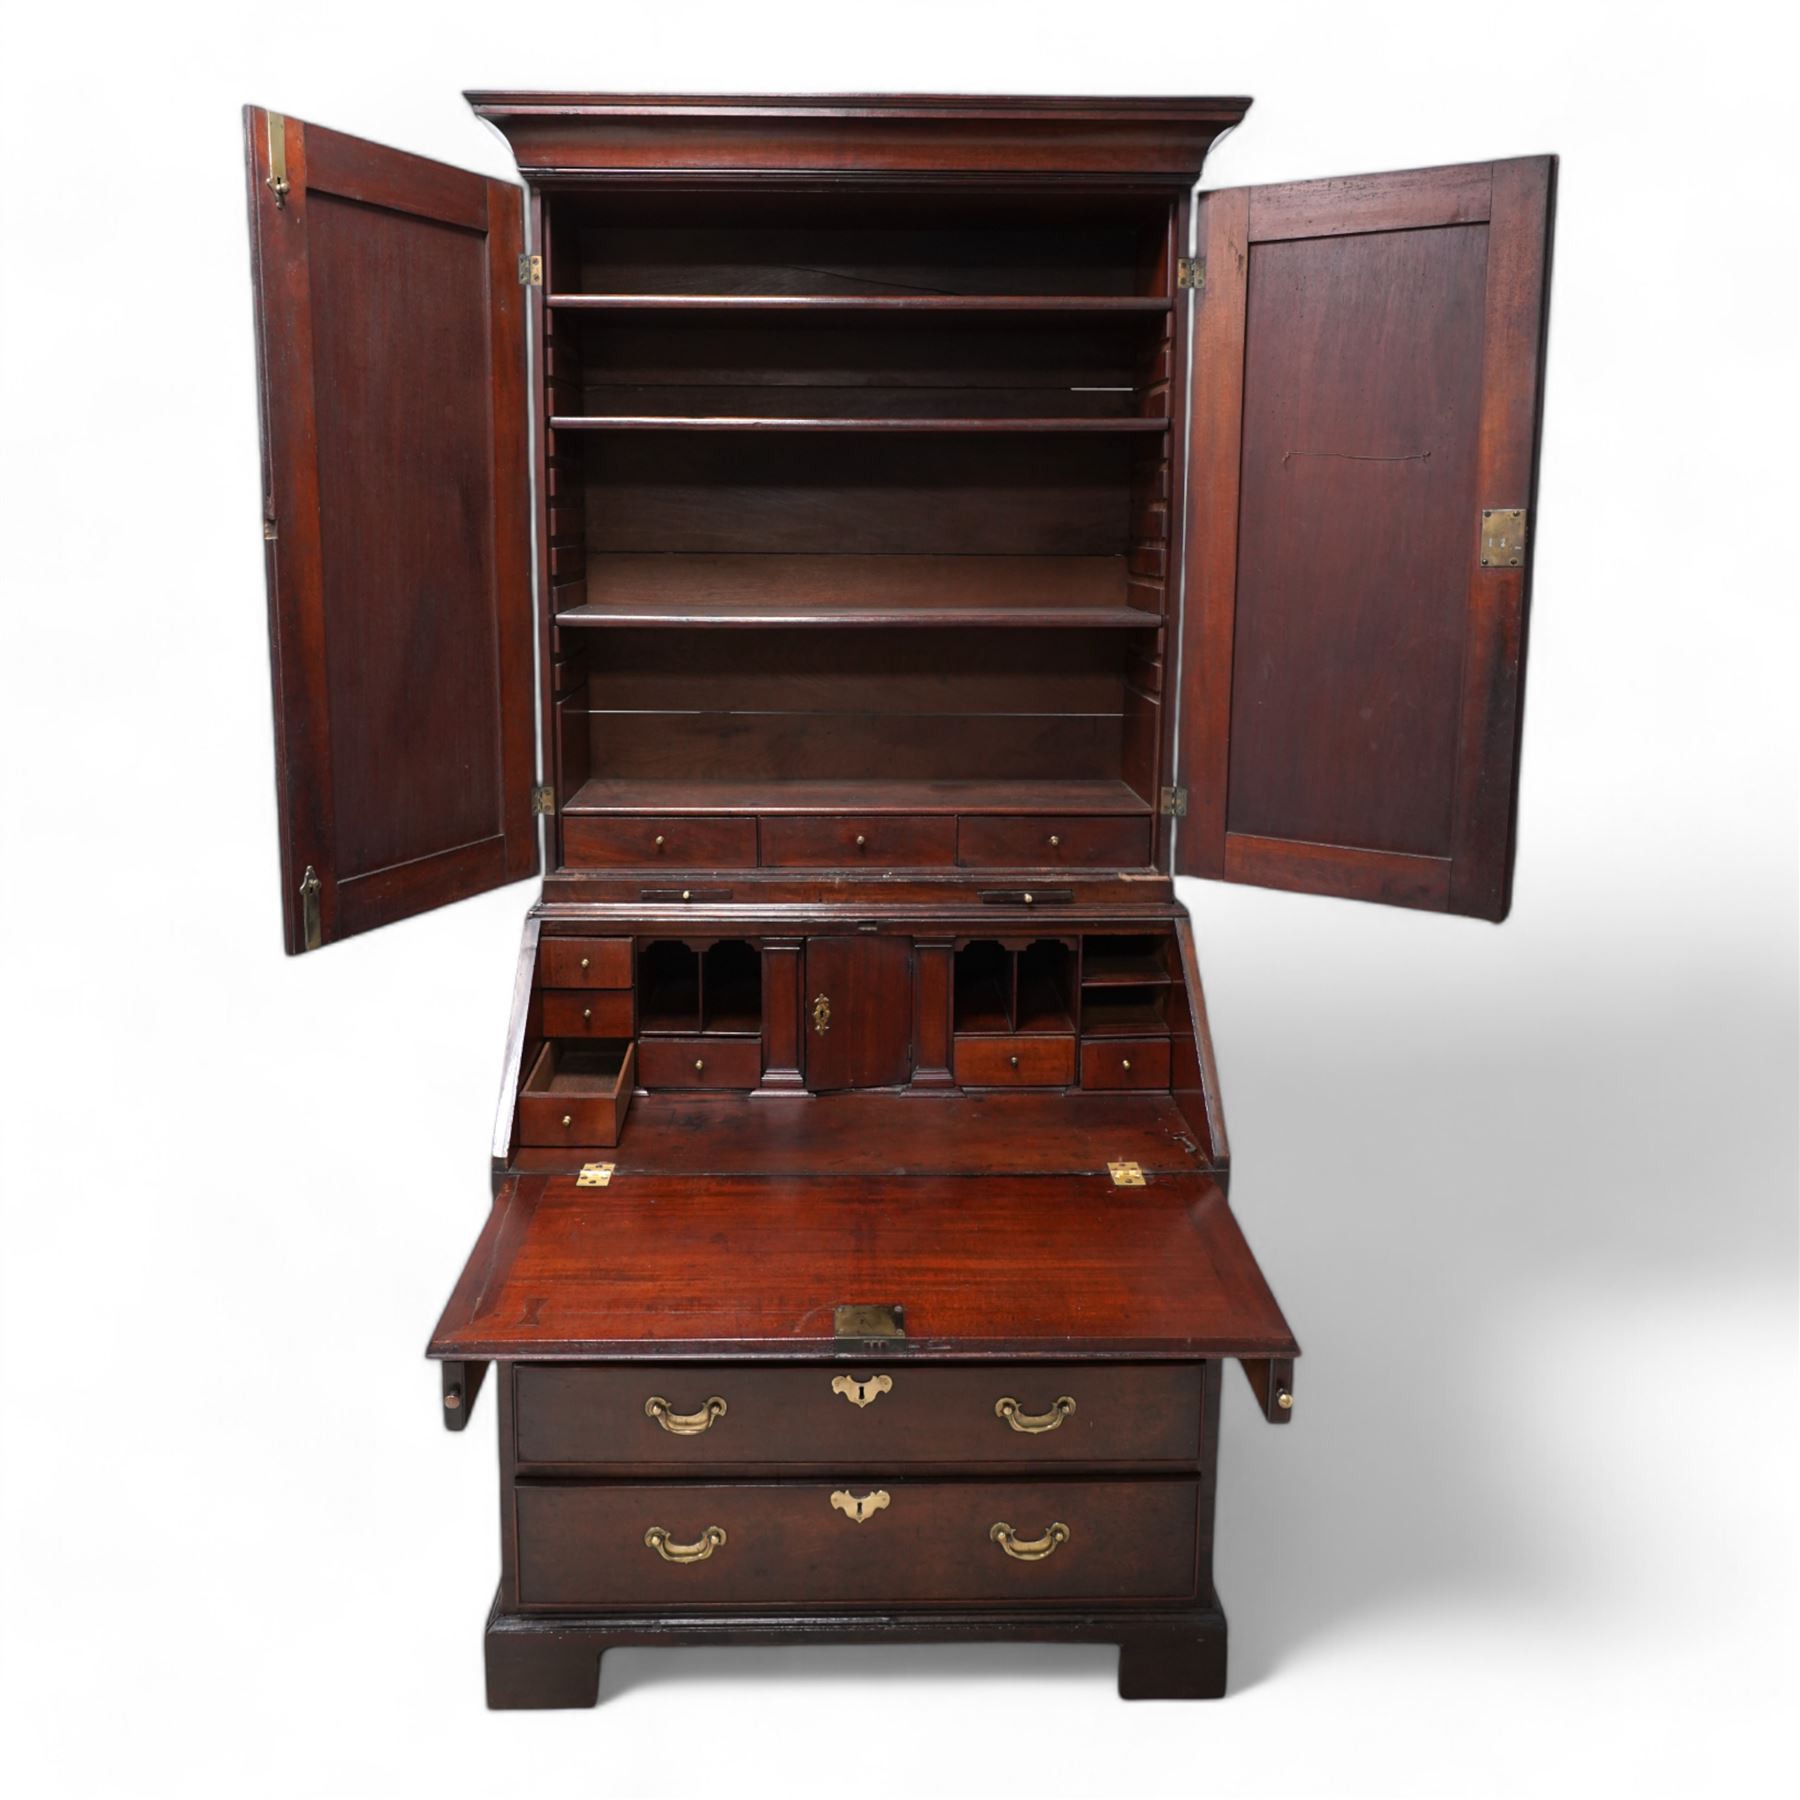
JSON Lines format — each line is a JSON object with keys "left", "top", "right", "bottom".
{"left": 830, "top": 1489, "right": 891, "bottom": 1524}
{"left": 831, "top": 1374, "right": 894, "bottom": 1408}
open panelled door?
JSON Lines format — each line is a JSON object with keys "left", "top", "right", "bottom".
{"left": 244, "top": 109, "right": 537, "bottom": 953}
{"left": 1175, "top": 158, "right": 1555, "bottom": 921}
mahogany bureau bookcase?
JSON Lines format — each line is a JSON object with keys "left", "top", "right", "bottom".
{"left": 242, "top": 93, "right": 1554, "bottom": 1707}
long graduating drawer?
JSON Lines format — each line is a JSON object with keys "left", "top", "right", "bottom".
{"left": 957, "top": 814, "right": 1153, "bottom": 869}
{"left": 514, "top": 1362, "right": 1204, "bottom": 1466}
{"left": 515, "top": 1477, "right": 1200, "bottom": 1608}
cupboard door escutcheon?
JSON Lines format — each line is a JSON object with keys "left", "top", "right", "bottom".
{"left": 1175, "top": 157, "right": 1555, "bottom": 921}
{"left": 244, "top": 107, "right": 537, "bottom": 952}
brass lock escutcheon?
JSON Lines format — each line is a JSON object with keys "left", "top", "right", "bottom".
{"left": 812, "top": 992, "right": 832, "bottom": 1034}
{"left": 830, "top": 1489, "right": 891, "bottom": 1524}
{"left": 995, "top": 1394, "right": 1077, "bottom": 1435}
{"left": 644, "top": 1394, "right": 728, "bottom": 1436}
{"left": 644, "top": 1524, "right": 726, "bottom": 1564}
{"left": 831, "top": 1373, "right": 893, "bottom": 1409}
{"left": 991, "top": 1519, "right": 1070, "bottom": 1562}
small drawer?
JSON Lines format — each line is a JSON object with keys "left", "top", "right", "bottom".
{"left": 562, "top": 815, "right": 757, "bottom": 868}
{"left": 637, "top": 1036, "right": 762, "bottom": 1090}
{"left": 958, "top": 815, "right": 1153, "bottom": 869}
{"left": 953, "top": 1034, "right": 1076, "bottom": 1088}
{"left": 516, "top": 1476, "right": 1200, "bottom": 1609}
{"left": 537, "top": 937, "right": 632, "bottom": 989}
{"left": 760, "top": 814, "right": 956, "bottom": 868}
{"left": 541, "top": 990, "right": 635, "bottom": 1038}
{"left": 515, "top": 1362, "right": 1205, "bottom": 1468}
{"left": 1080, "top": 1037, "right": 1171, "bottom": 1091}
{"left": 517, "top": 1041, "right": 635, "bottom": 1147}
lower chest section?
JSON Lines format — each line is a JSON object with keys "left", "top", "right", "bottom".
{"left": 500, "top": 1360, "right": 1217, "bottom": 1614}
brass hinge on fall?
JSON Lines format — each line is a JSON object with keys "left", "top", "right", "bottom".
{"left": 531, "top": 783, "right": 555, "bottom": 816}
{"left": 1159, "top": 785, "right": 1188, "bottom": 819}
{"left": 576, "top": 1162, "right": 614, "bottom": 1188}
{"left": 519, "top": 253, "right": 542, "bottom": 286}
{"left": 1109, "top": 1161, "right": 1147, "bottom": 1187}
{"left": 1176, "top": 257, "right": 1204, "bottom": 290}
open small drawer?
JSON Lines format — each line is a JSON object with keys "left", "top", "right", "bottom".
{"left": 518, "top": 1041, "right": 635, "bottom": 1147}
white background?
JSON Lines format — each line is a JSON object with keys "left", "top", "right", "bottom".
{"left": 2, "top": 2, "right": 1795, "bottom": 1795}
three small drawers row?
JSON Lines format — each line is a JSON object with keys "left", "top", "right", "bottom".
{"left": 564, "top": 813, "right": 1151, "bottom": 870}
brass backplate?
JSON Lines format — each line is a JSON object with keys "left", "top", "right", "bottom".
{"left": 835, "top": 1303, "right": 906, "bottom": 1340}
{"left": 1108, "top": 1160, "right": 1146, "bottom": 1187}
{"left": 1479, "top": 507, "right": 1527, "bottom": 568}
{"left": 576, "top": 1162, "right": 615, "bottom": 1188}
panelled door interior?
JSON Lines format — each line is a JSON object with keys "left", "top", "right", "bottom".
{"left": 244, "top": 92, "right": 1553, "bottom": 1709}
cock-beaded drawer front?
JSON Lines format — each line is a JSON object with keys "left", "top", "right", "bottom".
{"left": 514, "top": 1363, "right": 1204, "bottom": 1468}
{"left": 956, "top": 814, "right": 1153, "bottom": 869}
{"left": 514, "top": 1477, "right": 1201, "bottom": 1609}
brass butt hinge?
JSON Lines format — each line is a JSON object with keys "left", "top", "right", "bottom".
{"left": 519, "top": 253, "right": 542, "bottom": 286}
{"left": 576, "top": 1162, "right": 614, "bottom": 1188}
{"left": 298, "top": 864, "right": 322, "bottom": 952}
{"left": 531, "top": 783, "right": 555, "bottom": 816}
{"left": 1159, "top": 785, "right": 1188, "bottom": 819}
{"left": 1109, "top": 1160, "right": 1147, "bottom": 1187}
{"left": 1479, "top": 507, "right": 1527, "bottom": 569}
{"left": 1176, "top": 257, "right": 1204, "bottom": 291}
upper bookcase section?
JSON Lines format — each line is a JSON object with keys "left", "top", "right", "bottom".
{"left": 464, "top": 92, "right": 1251, "bottom": 187}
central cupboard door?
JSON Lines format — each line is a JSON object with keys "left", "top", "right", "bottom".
{"left": 804, "top": 937, "right": 913, "bottom": 1091}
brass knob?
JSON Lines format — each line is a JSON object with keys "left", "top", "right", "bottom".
{"left": 1277, "top": 1387, "right": 1294, "bottom": 1411}
{"left": 561, "top": 1114, "right": 572, "bottom": 1128}
{"left": 1009, "top": 1055, "right": 1019, "bottom": 1069}
{"left": 681, "top": 889, "right": 692, "bottom": 901}
{"left": 579, "top": 956, "right": 590, "bottom": 971}
{"left": 1122, "top": 1058, "right": 1132, "bottom": 1072}
{"left": 582, "top": 1007, "right": 592, "bottom": 1022}
{"left": 694, "top": 1058, "right": 705, "bottom": 1073}
{"left": 654, "top": 834, "right": 665, "bottom": 849}
{"left": 443, "top": 1389, "right": 461, "bottom": 1409}
{"left": 1022, "top": 892, "right": 1034, "bottom": 905}
{"left": 855, "top": 833, "right": 867, "bottom": 849}
{"left": 1048, "top": 834, "right": 1061, "bottom": 848}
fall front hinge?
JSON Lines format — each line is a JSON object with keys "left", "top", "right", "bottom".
{"left": 1176, "top": 257, "right": 1204, "bottom": 290}
{"left": 518, "top": 253, "right": 542, "bottom": 286}
{"left": 531, "top": 783, "right": 556, "bottom": 815}
{"left": 1159, "top": 785, "right": 1188, "bottom": 818}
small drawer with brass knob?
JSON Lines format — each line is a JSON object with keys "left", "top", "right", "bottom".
{"left": 1079, "top": 1037, "right": 1171, "bottom": 1092}
{"left": 562, "top": 815, "right": 757, "bottom": 870}
{"left": 760, "top": 814, "right": 956, "bottom": 868}
{"left": 541, "top": 989, "right": 635, "bottom": 1038}
{"left": 636, "top": 1036, "right": 762, "bottom": 1091}
{"left": 516, "top": 1040, "right": 634, "bottom": 1147}
{"left": 952, "top": 1034, "right": 1075, "bottom": 1089}
{"left": 956, "top": 815, "right": 1153, "bottom": 870}
{"left": 537, "top": 936, "right": 632, "bottom": 989}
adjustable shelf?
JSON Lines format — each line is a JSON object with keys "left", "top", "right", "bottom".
{"left": 549, "top": 414, "right": 1169, "bottom": 434}
{"left": 554, "top": 553, "right": 1162, "bottom": 630}
{"left": 547, "top": 294, "right": 1174, "bottom": 315}
{"left": 562, "top": 778, "right": 1152, "bottom": 817}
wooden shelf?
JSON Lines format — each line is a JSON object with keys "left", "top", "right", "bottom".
{"left": 548, "top": 294, "right": 1173, "bottom": 315}
{"left": 555, "top": 553, "right": 1163, "bottom": 630}
{"left": 563, "top": 778, "right": 1151, "bottom": 818}
{"left": 550, "top": 413, "right": 1169, "bottom": 434}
